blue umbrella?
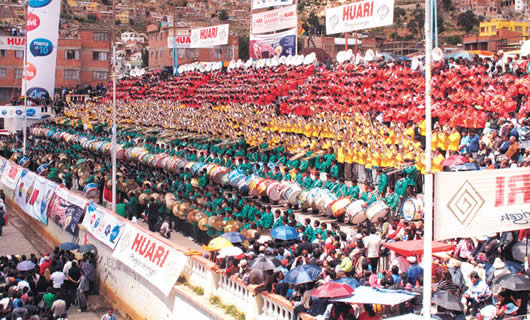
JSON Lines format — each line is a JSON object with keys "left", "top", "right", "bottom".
{"left": 271, "top": 226, "right": 298, "bottom": 241}
{"left": 59, "top": 242, "right": 80, "bottom": 251}
{"left": 333, "top": 277, "right": 361, "bottom": 289}
{"left": 284, "top": 264, "right": 321, "bottom": 284}
{"left": 220, "top": 232, "right": 247, "bottom": 243}
{"left": 16, "top": 260, "right": 36, "bottom": 272}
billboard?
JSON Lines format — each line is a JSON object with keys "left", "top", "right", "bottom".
{"left": 167, "top": 35, "right": 192, "bottom": 49}
{"left": 434, "top": 168, "right": 530, "bottom": 240}
{"left": 249, "top": 28, "right": 297, "bottom": 59}
{"left": 252, "top": 0, "right": 293, "bottom": 10}
{"left": 81, "top": 202, "right": 126, "bottom": 250}
{"left": 189, "top": 24, "right": 229, "bottom": 48}
{"left": 0, "top": 106, "right": 43, "bottom": 119}
{"left": 0, "top": 36, "right": 25, "bottom": 50}
{"left": 325, "top": 0, "right": 394, "bottom": 35}
{"left": 21, "top": 0, "right": 61, "bottom": 100}
{"left": 251, "top": 5, "right": 297, "bottom": 34}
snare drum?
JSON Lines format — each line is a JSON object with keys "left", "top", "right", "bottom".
{"left": 18, "top": 157, "right": 30, "bottom": 168}
{"left": 330, "top": 197, "right": 352, "bottom": 217}
{"left": 237, "top": 178, "right": 250, "bottom": 194}
{"left": 402, "top": 198, "right": 424, "bottom": 221}
{"left": 84, "top": 183, "right": 100, "bottom": 198}
{"left": 283, "top": 184, "right": 303, "bottom": 205}
{"left": 191, "top": 162, "right": 204, "bottom": 174}
{"left": 346, "top": 200, "right": 367, "bottom": 224}
{"left": 228, "top": 170, "right": 244, "bottom": 187}
{"left": 266, "top": 181, "right": 281, "bottom": 201}
{"left": 277, "top": 181, "right": 292, "bottom": 199}
{"left": 37, "top": 164, "right": 49, "bottom": 176}
{"left": 365, "top": 200, "right": 389, "bottom": 222}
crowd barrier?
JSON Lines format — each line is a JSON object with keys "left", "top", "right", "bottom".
{"left": 0, "top": 156, "right": 312, "bottom": 320}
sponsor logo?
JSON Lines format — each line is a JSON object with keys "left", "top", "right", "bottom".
{"left": 27, "top": 14, "right": 41, "bottom": 31}
{"left": 30, "top": 38, "right": 53, "bottom": 57}
{"left": 447, "top": 180, "right": 485, "bottom": 225}
{"left": 15, "top": 109, "right": 23, "bottom": 116}
{"left": 26, "top": 87, "right": 50, "bottom": 99}
{"left": 1, "top": 110, "right": 7, "bottom": 115}
{"left": 29, "top": 0, "right": 51, "bottom": 8}
{"left": 23, "top": 62, "right": 37, "bottom": 80}
{"left": 26, "top": 108, "right": 36, "bottom": 117}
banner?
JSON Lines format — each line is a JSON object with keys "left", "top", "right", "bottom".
{"left": 27, "top": 176, "right": 56, "bottom": 224}
{"left": 113, "top": 224, "right": 188, "bottom": 295}
{"left": 167, "top": 35, "right": 192, "bottom": 49}
{"left": 47, "top": 186, "right": 87, "bottom": 235}
{"left": 81, "top": 202, "right": 126, "bottom": 249}
{"left": 434, "top": 168, "right": 530, "bottom": 240}
{"left": 15, "top": 169, "right": 37, "bottom": 214}
{"left": 252, "top": 0, "right": 293, "bottom": 10}
{"left": 249, "top": 28, "right": 297, "bottom": 59}
{"left": 0, "top": 36, "right": 25, "bottom": 50}
{"left": 0, "top": 157, "right": 7, "bottom": 176}
{"left": 325, "top": 0, "right": 394, "bottom": 35}
{"left": 190, "top": 24, "right": 229, "bottom": 48}
{"left": 1, "top": 162, "right": 22, "bottom": 191}
{"left": 251, "top": 5, "right": 297, "bottom": 34}
{"left": 0, "top": 106, "right": 43, "bottom": 119}
{"left": 21, "top": 0, "right": 62, "bottom": 100}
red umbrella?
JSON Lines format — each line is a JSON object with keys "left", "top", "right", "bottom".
{"left": 312, "top": 282, "right": 354, "bottom": 299}
{"left": 441, "top": 155, "right": 468, "bottom": 167}
{"left": 383, "top": 240, "right": 455, "bottom": 257}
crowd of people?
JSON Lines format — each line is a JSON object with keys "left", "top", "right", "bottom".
{"left": 0, "top": 250, "right": 98, "bottom": 320}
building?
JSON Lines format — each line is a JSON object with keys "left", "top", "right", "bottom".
{"left": 464, "top": 19, "right": 530, "bottom": 51}
{"left": 116, "top": 11, "right": 130, "bottom": 24}
{"left": 121, "top": 32, "right": 146, "bottom": 43}
{"left": 0, "top": 29, "right": 111, "bottom": 104}
{"left": 146, "top": 24, "right": 239, "bottom": 71}
{"left": 479, "top": 19, "right": 530, "bottom": 37}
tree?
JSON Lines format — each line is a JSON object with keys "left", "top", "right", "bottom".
{"left": 442, "top": 0, "right": 453, "bottom": 11}
{"left": 457, "top": 10, "right": 478, "bottom": 33}
{"left": 218, "top": 9, "right": 229, "bottom": 21}
{"left": 445, "top": 35, "right": 462, "bottom": 45}
{"left": 437, "top": 15, "right": 445, "bottom": 34}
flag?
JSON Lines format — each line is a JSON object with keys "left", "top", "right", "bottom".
{"left": 298, "top": 27, "right": 307, "bottom": 36}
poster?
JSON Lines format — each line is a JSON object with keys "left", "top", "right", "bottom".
{"left": 251, "top": 0, "right": 293, "bottom": 10}
{"left": 1, "top": 162, "right": 22, "bottom": 191}
{"left": 167, "top": 35, "right": 192, "bottom": 49}
{"left": 113, "top": 224, "right": 188, "bottom": 295}
{"left": 21, "top": 0, "right": 61, "bottom": 100}
{"left": 0, "top": 36, "right": 25, "bottom": 50}
{"left": 190, "top": 24, "right": 229, "bottom": 48}
{"left": 434, "top": 168, "right": 530, "bottom": 240}
{"left": 325, "top": 0, "right": 394, "bottom": 35}
{"left": 81, "top": 202, "right": 126, "bottom": 249}
{"left": 249, "top": 28, "right": 297, "bottom": 59}
{"left": 28, "top": 176, "right": 57, "bottom": 224}
{"left": 0, "top": 106, "right": 43, "bottom": 119}
{"left": 0, "top": 157, "right": 7, "bottom": 175}
{"left": 251, "top": 5, "right": 297, "bottom": 34}
{"left": 47, "top": 186, "right": 87, "bottom": 235}
{"left": 15, "top": 169, "right": 37, "bottom": 214}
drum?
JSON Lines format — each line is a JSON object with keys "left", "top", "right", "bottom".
{"left": 228, "top": 170, "right": 244, "bottom": 187}
{"left": 318, "top": 193, "right": 338, "bottom": 216}
{"left": 191, "top": 162, "right": 204, "bottom": 174}
{"left": 283, "top": 184, "right": 303, "bottom": 205}
{"left": 402, "top": 198, "right": 424, "bottom": 221}
{"left": 185, "top": 161, "right": 196, "bottom": 172}
{"left": 257, "top": 179, "right": 273, "bottom": 196}
{"left": 249, "top": 177, "right": 265, "bottom": 196}
{"left": 191, "top": 178, "right": 199, "bottom": 187}
{"left": 84, "top": 183, "right": 100, "bottom": 198}
{"left": 330, "top": 197, "right": 352, "bottom": 217}
{"left": 312, "top": 189, "right": 329, "bottom": 210}
{"left": 345, "top": 200, "right": 367, "bottom": 225}
{"left": 198, "top": 217, "right": 209, "bottom": 231}
{"left": 365, "top": 200, "right": 389, "bottom": 222}
{"left": 266, "top": 181, "right": 281, "bottom": 202}
{"left": 116, "top": 148, "right": 125, "bottom": 160}
{"left": 305, "top": 188, "right": 321, "bottom": 209}
{"left": 220, "top": 173, "right": 230, "bottom": 186}
{"left": 205, "top": 164, "right": 219, "bottom": 175}
{"left": 18, "top": 157, "right": 30, "bottom": 168}
{"left": 277, "top": 181, "right": 292, "bottom": 200}
{"left": 176, "top": 159, "right": 188, "bottom": 171}
{"left": 231, "top": 175, "right": 246, "bottom": 189}
{"left": 37, "top": 164, "right": 49, "bottom": 176}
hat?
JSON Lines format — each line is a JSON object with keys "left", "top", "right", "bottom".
{"left": 407, "top": 256, "right": 417, "bottom": 264}
{"left": 350, "top": 248, "right": 361, "bottom": 256}
{"left": 281, "top": 259, "right": 288, "bottom": 266}
{"left": 492, "top": 257, "right": 505, "bottom": 269}
{"left": 447, "top": 258, "right": 461, "bottom": 268}
{"left": 239, "top": 259, "right": 247, "bottom": 266}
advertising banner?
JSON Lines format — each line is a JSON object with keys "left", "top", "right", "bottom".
{"left": 251, "top": 5, "right": 297, "bottom": 34}
{"left": 252, "top": 0, "right": 293, "bottom": 10}
{"left": 0, "top": 157, "right": 7, "bottom": 176}
{"left": 81, "top": 202, "right": 126, "bottom": 249}
{"left": 249, "top": 28, "right": 297, "bottom": 59}
{"left": 0, "top": 36, "right": 25, "bottom": 50}
{"left": 190, "top": 24, "right": 229, "bottom": 48}
{"left": 434, "top": 168, "right": 530, "bottom": 240}
{"left": 0, "top": 106, "right": 43, "bottom": 119}
{"left": 113, "top": 224, "right": 188, "bottom": 295}
{"left": 15, "top": 169, "right": 37, "bottom": 214}
{"left": 167, "top": 35, "right": 192, "bottom": 49}
{"left": 1, "top": 162, "right": 22, "bottom": 191}
{"left": 21, "top": 0, "right": 62, "bottom": 100}
{"left": 325, "top": 0, "right": 394, "bottom": 35}
{"left": 27, "top": 176, "right": 56, "bottom": 224}
{"left": 47, "top": 186, "right": 87, "bottom": 235}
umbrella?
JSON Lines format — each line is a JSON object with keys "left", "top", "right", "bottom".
{"left": 202, "top": 237, "right": 233, "bottom": 251}
{"left": 77, "top": 244, "right": 97, "bottom": 253}
{"left": 218, "top": 246, "right": 244, "bottom": 258}
{"left": 16, "top": 260, "right": 36, "bottom": 272}
{"left": 333, "top": 277, "right": 361, "bottom": 289}
{"left": 248, "top": 254, "right": 279, "bottom": 271}
{"left": 493, "top": 273, "right": 530, "bottom": 291}
{"left": 271, "top": 226, "right": 298, "bottom": 241}
{"left": 432, "top": 290, "right": 464, "bottom": 312}
{"left": 220, "top": 232, "right": 247, "bottom": 243}
{"left": 511, "top": 241, "right": 529, "bottom": 263}
{"left": 59, "top": 242, "right": 80, "bottom": 251}
{"left": 284, "top": 264, "right": 321, "bottom": 284}
{"left": 76, "top": 159, "right": 87, "bottom": 165}
{"left": 257, "top": 235, "right": 272, "bottom": 244}
{"left": 383, "top": 240, "right": 455, "bottom": 257}
{"left": 441, "top": 155, "right": 468, "bottom": 167}
{"left": 448, "top": 162, "right": 480, "bottom": 172}
{"left": 312, "top": 282, "right": 354, "bottom": 299}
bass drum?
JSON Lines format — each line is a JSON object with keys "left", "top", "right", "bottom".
{"left": 365, "top": 200, "right": 389, "bottom": 222}
{"left": 346, "top": 200, "right": 367, "bottom": 225}
{"left": 402, "top": 197, "right": 424, "bottom": 221}
{"left": 237, "top": 178, "right": 250, "bottom": 195}
{"left": 228, "top": 169, "right": 245, "bottom": 187}
{"left": 266, "top": 181, "right": 281, "bottom": 202}
{"left": 297, "top": 191, "right": 309, "bottom": 208}
{"left": 257, "top": 179, "right": 274, "bottom": 197}
{"left": 318, "top": 192, "right": 338, "bottom": 216}
{"left": 305, "top": 188, "right": 322, "bottom": 209}
{"left": 330, "top": 197, "right": 352, "bottom": 217}
{"left": 283, "top": 184, "right": 303, "bottom": 205}
{"left": 249, "top": 177, "right": 265, "bottom": 197}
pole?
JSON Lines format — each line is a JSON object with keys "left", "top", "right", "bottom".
{"left": 423, "top": 0, "right": 433, "bottom": 315}
{"left": 345, "top": 32, "right": 348, "bottom": 51}
{"left": 433, "top": 0, "right": 438, "bottom": 48}
{"left": 22, "top": 1, "right": 28, "bottom": 156}
{"left": 172, "top": 5, "right": 177, "bottom": 75}
{"left": 354, "top": 32, "right": 358, "bottom": 57}
{"left": 111, "top": 0, "right": 117, "bottom": 212}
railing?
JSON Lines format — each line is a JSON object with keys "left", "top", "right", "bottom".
{"left": 215, "top": 274, "right": 257, "bottom": 316}
{"left": 258, "top": 293, "right": 294, "bottom": 320}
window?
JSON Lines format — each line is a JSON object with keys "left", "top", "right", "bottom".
{"left": 0, "top": 68, "right": 6, "bottom": 78}
{"left": 15, "top": 68, "right": 23, "bottom": 79}
{"left": 64, "top": 70, "right": 80, "bottom": 80}
{"left": 186, "top": 48, "right": 198, "bottom": 58}
{"left": 213, "top": 48, "right": 222, "bottom": 59}
{"left": 516, "top": 26, "right": 522, "bottom": 32}
{"left": 93, "top": 71, "right": 108, "bottom": 80}
{"left": 15, "top": 50, "right": 24, "bottom": 58}
{"left": 178, "top": 48, "right": 185, "bottom": 58}
{"left": 93, "top": 32, "right": 109, "bottom": 41}
{"left": 480, "top": 27, "right": 485, "bottom": 32}
{"left": 65, "top": 49, "right": 80, "bottom": 60}
{"left": 224, "top": 48, "right": 232, "bottom": 60}
{"left": 491, "top": 26, "right": 496, "bottom": 32}
{"left": 0, "top": 50, "right": 5, "bottom": 57}
{"left": 92, "top": 51, "right": 108, "bottom": 61}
